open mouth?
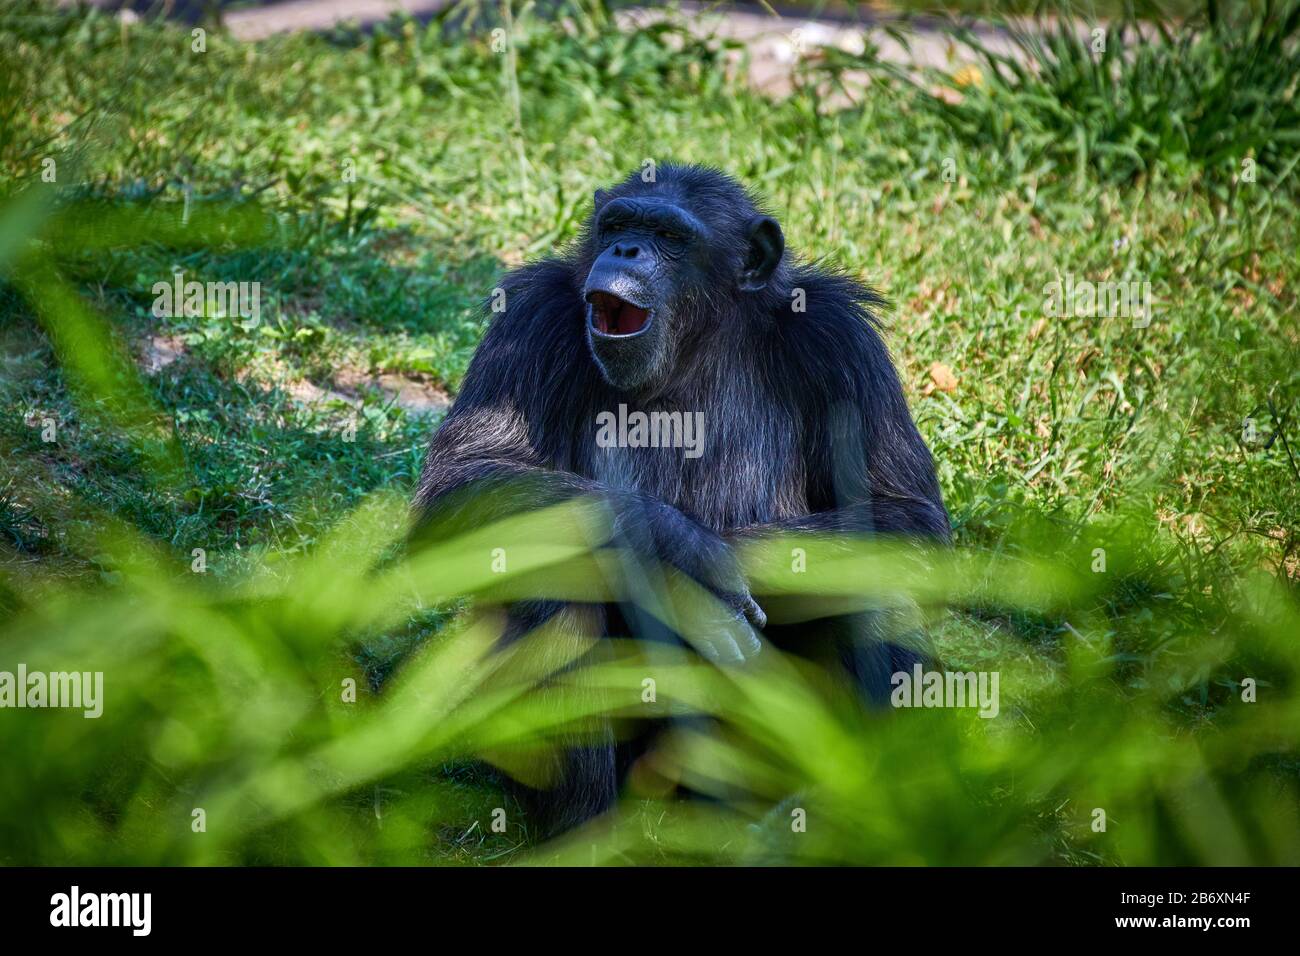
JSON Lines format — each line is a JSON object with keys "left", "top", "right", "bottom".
{"left": 587, "top": 291, "right": 651, "bottom": 336}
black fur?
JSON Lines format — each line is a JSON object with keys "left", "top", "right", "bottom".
{"left": 414, "top": 164, "right": 949, "bottom": 832}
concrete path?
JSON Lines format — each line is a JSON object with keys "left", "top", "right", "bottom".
{"left": 222, "top": 0, "right": 448, "bottom": 41}
{"left": 82, "top": 1, "right": 1070, "bottom": 86}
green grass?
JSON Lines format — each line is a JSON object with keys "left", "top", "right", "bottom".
{"left": 0, "top": 0, "right": 1297, "bottom": 865}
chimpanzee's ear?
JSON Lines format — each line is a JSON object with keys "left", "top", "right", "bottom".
{"left": 593, "top": 188, "right": 610, "bottom": 209}
{"left": 739, "top": 215, "right": 784, "bottom": 292}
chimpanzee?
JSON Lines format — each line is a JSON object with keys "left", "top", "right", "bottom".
{"left": 413, "top": 163, "right": 949, "bottom": 832}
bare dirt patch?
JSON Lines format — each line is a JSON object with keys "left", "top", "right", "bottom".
{"left": 335, "top": 367, "right": 452, "bottom": 416}
{"left": 136, "top": 331, "right": 450, "bottom": 417}
{"left": 140, "top": 334, "right": 187, "bottom": 373}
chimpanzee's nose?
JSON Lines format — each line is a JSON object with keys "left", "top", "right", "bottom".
{"left": 612, "top": 243, "right": 640, "bottom": 258}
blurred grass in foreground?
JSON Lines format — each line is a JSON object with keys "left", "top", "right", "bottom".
{"left": 1, "top": 467, "right": 1297, "bottom": 865}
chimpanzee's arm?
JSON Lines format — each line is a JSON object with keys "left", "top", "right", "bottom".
{"left": 415, "top": 393, "right": 747, "bottom": 588}
{"left": 732, "top": 267, "right": 951, "bottom": 543}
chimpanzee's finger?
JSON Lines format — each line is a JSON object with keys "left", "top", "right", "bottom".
{"left": 734, "top": 619, "right": 762, "bottom": 660}
{"left": 704, "top": 628, "right": 746, "bottom": 665}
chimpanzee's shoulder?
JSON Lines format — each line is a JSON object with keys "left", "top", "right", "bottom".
{"left": 475, "top": 260, "right": 582, "bottom": 348}
{"left": 785, "top": 263, "right": 887, "bottom": 330}
{"left": 458, "top": 257, "right": 599, "bottom": 413}
{"left": 490, "top": 258, "right": 585, "bottom": 337}
{"left": 769, "top": 263, "right": 893, "bottom": 400}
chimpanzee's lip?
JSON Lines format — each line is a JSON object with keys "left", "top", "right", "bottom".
{"left": 586, "top": 291, "right": 653, "bottom": 338}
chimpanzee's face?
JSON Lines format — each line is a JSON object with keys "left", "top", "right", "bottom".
{"left": 582, "top": 192, "right": 783, "bottom": 392}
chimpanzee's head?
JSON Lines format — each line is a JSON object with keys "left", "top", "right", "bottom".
{"left": 579, "top": 164, "right": 785, "bottom": 392}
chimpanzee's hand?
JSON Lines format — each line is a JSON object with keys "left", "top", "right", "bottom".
{"left": 685, "top": 593, "right": 764, "bottom": 666}
{"left": 609, "top": 496, "right": 765, "bottom": 664}
{"left": 651, "top": 503, "right": 766, "bottom": 664}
